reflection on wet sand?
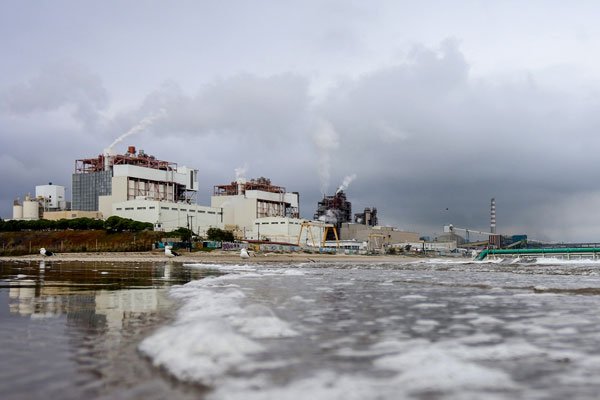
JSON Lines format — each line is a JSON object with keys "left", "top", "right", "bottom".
{"left": 0, "top": 260, "right": 219, "bottom": 400}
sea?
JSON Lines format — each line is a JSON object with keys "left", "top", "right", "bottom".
{"left": 2, "top": 257, "right": 600, "bottom": 399}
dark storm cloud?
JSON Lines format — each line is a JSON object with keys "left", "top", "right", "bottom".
{"left": 0, "top": 62, "right": 109, "bottom": 214}
{"left": 315, "top": 40, "right": 600, "bottom": 240}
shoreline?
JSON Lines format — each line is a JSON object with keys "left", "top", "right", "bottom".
{"left": 0, "top": 250, "right": 427, "bottom": 264}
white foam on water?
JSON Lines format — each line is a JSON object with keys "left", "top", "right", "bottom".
{"left": 232, "top": 304, "right": 298, "bottom": 339}
{"left": 139, "top": 319, "right": 263, "bottom": 384}
{"left": 208, "top": 370, "right": 394, "bottom": 400}
{"left": 471, "top": 295, "right": 498, "bottom": 300}
{"left": 411, "top": 302, "right": 447, "bottom": 309}
{"left": 469, "top": 316, "right": 504, "bottom": 325}
{"left": 505, "top": 321, "right": 553, "bottom": 335}
{"left": 459, "top": 333, "right": 503, "bottom": 345}
{"left": 415, "top": 319, "right": 439, "bottom": 326}
{"left": 413, "top": 319, "right": 440, "bottom": 333}
{"left": 400, "top": 294, "right": 427, "bottom": 300}
{"left": 461, "top": 339, "right": 581, "bottom": 364}
{"left": 535, "top": 257, "right": 600, "bottom": 265}
{"left": 409, "top": 258, "right": 473, "bottom": 265}
{"left": 139, "top": 274, "right": 296, "bottom": 385}
{"left": 374, "top": 342, "right": 517, "bottom": 393}
{"left": 183, "top": 263, "right": 258, "bottom": 272}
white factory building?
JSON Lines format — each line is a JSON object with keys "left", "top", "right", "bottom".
{"left": 12, "top": 183, "right": 69, "bottom": 221}
{"left": 36, "top": 183, "right": 67, "bottom": 211}
{"left": 70, "top": 145, "right": 225, "bottom": 232}
{"left": 7, "top": 146, "right": 345, "bottom": 244}
{"left": 211, "top": 177, "right": 300, "bottom": 236}
{"left": 111, "top": 199, "right": 222, "bottom": 234}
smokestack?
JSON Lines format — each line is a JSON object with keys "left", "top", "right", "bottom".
{"left": 490, "top": 198, "right": 496, "bottom": 234}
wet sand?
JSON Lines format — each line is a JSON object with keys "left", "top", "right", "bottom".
{"left": 0, "top": 250, "right": 423, "bottom": 264}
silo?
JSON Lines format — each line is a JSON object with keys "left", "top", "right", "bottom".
{"left": 12, "top": 199, "right": 23, "bottom": 220}
{"left": 23, "top": 196, "right": 40, "bottom": 220}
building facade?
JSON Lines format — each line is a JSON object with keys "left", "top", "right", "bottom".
{"left": 211, "top": 177, "right": 300, "bottom": 233}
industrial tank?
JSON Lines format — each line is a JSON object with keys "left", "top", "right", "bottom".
{"left": 22, "top": 196, "right": 40, "bottom": 220}
{"left": 12, "top": 203, "right": 23, "bottom": 220}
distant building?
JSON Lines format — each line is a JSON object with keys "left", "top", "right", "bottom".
{"left": 314, "top": 190, "right": 352, "bottom": 239}
{"left": 354, "top": 207, "right": 378, "bottom": 226}
{"left": 71, "top": 145, "right": 224, "bottom": 232}
{"left": 12, "top": 183, "right": 69, "bottom": 221}
{"left": 249, "top": 216, "right": 334, "bottom": 246}
{"left": 339, "top": 222, "right": 420, "bottom": 245}
{"left": 211, "top": 177, "right": 300, "bottom": 234}
{"left": 36, "top": 183, "right": 67, "bottom": 211}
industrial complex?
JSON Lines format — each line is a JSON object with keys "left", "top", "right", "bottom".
{"left": 8, "top": 145, "right": 423, "bottom": 252}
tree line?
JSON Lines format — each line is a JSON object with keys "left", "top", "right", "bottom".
{"left": 0, "top": 216, "right": 153, "bottom": 232}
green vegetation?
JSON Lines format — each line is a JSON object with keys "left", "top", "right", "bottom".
{"left": 0, "top": 216, "right": 156, "bottom": 255}
{"left": 0, "top": 230, "right": 163, "bottom": 256}
{"left": 0, "top": 216, "right": 152, "bottom": 232}
{"left": 169, "top": 227, "right": 194, "bottom": 241}
{"left": 104, "top": 216, "right": 153, "bottom": 232}
{"left": 206, "top": 227, "right": 234, "bottom": 242}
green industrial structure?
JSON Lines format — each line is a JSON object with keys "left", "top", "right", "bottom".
{"left": 476, "top": 247, "right": 600, "bottom": 261}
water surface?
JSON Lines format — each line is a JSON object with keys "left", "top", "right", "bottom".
{"left": 3, "top": 258, "right": 600, "bottom": 399}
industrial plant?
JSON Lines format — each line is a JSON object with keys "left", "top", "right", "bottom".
{"left": 6, "top": 143, "right": 428, "bottom": 252}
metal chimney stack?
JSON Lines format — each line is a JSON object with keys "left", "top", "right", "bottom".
{"left": 490, "top": 198, "right": 496, "bottom": 234}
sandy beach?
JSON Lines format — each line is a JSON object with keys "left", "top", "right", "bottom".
{"left": 0, "top": 250, "right": 423, "bottom": 264}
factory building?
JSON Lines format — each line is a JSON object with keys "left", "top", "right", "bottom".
{"left": 339, "top": 223, "right": 420, "bottom": 245}
{"left": 314, "top": 190, "right": 352, "bottom": 238}
{"left": 211, "top": 177, "right": 300, "bottom": 235}
{"left": 249, "top": 216, "right": 333, "bottom": 245}
{"left": 36, "top": 183, "right": 67, "bottom": 211}
{"left": 12, "top": 183, "right": 70, "bottom": 221}
{"left": 111, "top": 199, "right": 222, "bottom": 234}
{"left": 354, "top": 207, "right": 378, "bottom": 226}
{"left": 71, "top": 146, "right": 224, "bottom": 232}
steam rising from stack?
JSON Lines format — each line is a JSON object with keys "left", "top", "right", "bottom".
{"left": 235, "top": 165, "right": 248, "bottom": 182}
{"left": 336, "top": 174, "right": 357, "bottom": 194}
{"left": 318, "top": 209, "right": 338, "bottom": 224}
{"left": 105, "top": 108, "right": 167, "bottom": 156}
{"left": 313, "top": 118, "right": 339, "bottom": 194}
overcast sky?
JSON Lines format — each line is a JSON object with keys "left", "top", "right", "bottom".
{"left": 2, "top": 1, "right": 600, "bottom": 242}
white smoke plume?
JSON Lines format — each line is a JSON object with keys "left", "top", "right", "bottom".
{"left": 235, "top": 164, "right": 248, "bottom": 182}
{"left": 318, "top": 209, "right": 338, "bottom": 224}
{"left": 313, "top": 118, "right": 339, "bottom": 194}
{"left": 107, "top": 108, "right": 167, "bottom": 153}
{"left": 336, "top": 174, "right": 357, "bottom": 194}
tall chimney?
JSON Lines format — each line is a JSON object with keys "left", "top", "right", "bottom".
{"left": 490, "top": 198, "right": 496, "bottom": 234}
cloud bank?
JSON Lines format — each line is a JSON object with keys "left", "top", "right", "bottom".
{"left": 2, "top": 41, "right": 600, "bottom": 241}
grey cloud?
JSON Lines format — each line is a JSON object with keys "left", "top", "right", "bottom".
{"left": 0, "top": 62, "right": 108, "bottom": 129}
{"left": 4, "top": 39, "right": 600, "bottom": 242}
{"left": 312, "top": 40, "right": 600, "bottom": 241}
{"left": 105, "top": 74, "right": 311, "bottom": 146}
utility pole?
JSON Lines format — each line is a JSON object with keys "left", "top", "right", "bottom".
{"left": 187, "top": 215, "right": 195, "bottom": 251}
